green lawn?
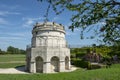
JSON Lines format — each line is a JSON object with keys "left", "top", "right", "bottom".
{"left": 0, "top": 54, "right": 25, "bottom": 68}
{"left": 0, "top": 55, "right": 120, "bottom": 80}
{"left": 0, "top": 64, "right": 120, "bottom": 80}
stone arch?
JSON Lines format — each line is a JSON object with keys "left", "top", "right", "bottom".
{"left": 51, "top": 56, "right": 59, "bottom": 72}
{"left": 35, "top": 56, "right": 43, "bottom": 73}
{"left": 65, "top": 56, "right": 69, "bottom": 70}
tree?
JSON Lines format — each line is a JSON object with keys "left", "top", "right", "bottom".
{"left": 7, "top": 46, "right": 25, "bottom": 54}
{"left": 20, "top": 49, "right": 26, "bottom": 54}
{"left": 0, "top": 49, "right": 6, "bottom": 55}
{"left": 109, "top": 41, "right": 120, "bottom": 57}
{"left": 7, "top": 46, "right": 14, "bottom": 54}
{"left": 0, "top": 49, "right": 2, "bottom": 54}
{"left": 38, "top": 0, "right": 120, "bottom": 44}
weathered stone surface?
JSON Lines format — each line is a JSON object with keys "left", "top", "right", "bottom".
{"left": 26, "top": 22, "right": 70, "bottom": 73}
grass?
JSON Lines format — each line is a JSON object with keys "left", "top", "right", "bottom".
{"left": 0, "top": 54, "right": 25, "bottom": 68}
{"left": 0, "top": 63, "right": 25, "bottom": 68}
{"left": 0, "top": 64, "right": 120, "bottom": 80}
{"left": 0, "top": 54, "right": 25, "bottom": 62}
{"left": 0, "top": 54, "right": 120, "bottom": 80}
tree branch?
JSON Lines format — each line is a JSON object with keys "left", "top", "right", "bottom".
{"left": 112, "top": 0, "right": 120, "bottom": 5}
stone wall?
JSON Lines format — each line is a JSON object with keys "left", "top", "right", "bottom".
{"left": 26, "top": 22, "right": 70, "bottom": 73}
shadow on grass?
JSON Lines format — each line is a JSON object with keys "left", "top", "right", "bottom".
{"left": 15, "top": 65, "right": 28, "bottom": 73}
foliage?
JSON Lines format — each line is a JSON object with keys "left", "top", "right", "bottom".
{"left": 0, "top": 49, "right": 6, "bottom": 55}
{"left": 70, "top": 47, "right": 89, "bottom": 54}
{"left": 95, "top": 45, "right": 112, "bottom": 56}
{"left": 90, "top": 64, "right": 101, "bottom": 69}
{"left": 0, "top": 49, "right": 2, "bottom": 54}
{"left": 70, "top": 47, "right": 89, "bottom": 59}
{"left": 0, "top": 46, "right": 26, "bottom": 55}
{"left": 71, "top": 58, "right": 90, "bottom": 69}
{"left": 70, "top": 45, "right": 112, "bottom": 58}
{"left": 38, "top": 0, "right": 120, "bottom": 44}
{"left": 109, "top": 42, "right": 120, "bottom": 57}
{"left": 7, "top": 46, "right": 26, "bottom": 54}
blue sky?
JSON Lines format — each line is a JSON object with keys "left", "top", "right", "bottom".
{"left": 0, "top": 0, "right": 102, "bottom": 50}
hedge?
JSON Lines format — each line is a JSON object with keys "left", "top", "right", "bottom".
{"left": 71, "top": 58, "right": 91, "bottom": 69}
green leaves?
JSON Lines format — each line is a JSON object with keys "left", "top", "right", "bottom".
{"left": 37, "top": 0, "right": 120, "bottom": 44}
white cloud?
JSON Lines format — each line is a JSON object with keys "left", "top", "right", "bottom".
{"left": 0, "top": 31, "right": 31, "bottom": 38}
{"left": 52, "top": 16, "right": 60, "bottom": 22}
{"left": 0, "top": 11, "right": 21, "bottom": 16}
{"left": 22, "top": 17, "right": 45, "bottom": 27}
{"left": 22, "top": 17, "right": 45, "bottom": 21}
{"left": 0, "top": 36, "right": 23, "bottom": 40}
{"left": 10, "top": 32, "right": 30, "bottom": 37}
{"left": 0, "top": 11, "right": 21, "bottom": 25}
{"left": 0, "top": 4, "right": 20, "bottom": 10}
{"left": 0, "top": 31, "right": 31, "bottom": 50}
{"left": 66, "top": 31, "right": 76, "bottom": 36}
{"left": 0, "top": 36, "right": 28, "bottom": 50}
{"left": 0, "top": 18, "right": 8, "bottom": 25}
{"left": 23, "top": 19, "right": 34, "bottom": 27}
{"left": 64, "top": 22, "right": 79, "bottom": 36}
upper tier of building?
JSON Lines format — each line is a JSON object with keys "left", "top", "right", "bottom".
{"left": 32, "top": 22, "right": 65, "bottom": 34}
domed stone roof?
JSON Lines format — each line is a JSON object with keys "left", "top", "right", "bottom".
{"left": 32, "top": 22, "right": 65, "bottom": 34}
{"left": 26, "top": 22, "right": 70, "bottom": 73}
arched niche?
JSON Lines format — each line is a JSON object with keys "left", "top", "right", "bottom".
{"left": 35, "top": 56, "right": 43, "bottom": 73}
{"left": 65, "top": 56, "right": 69, "bottom": 70}
{"left": 51, "top": 56, "right": 60, "bottom": 72}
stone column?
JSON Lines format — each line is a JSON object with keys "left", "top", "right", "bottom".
{"left": 59, "top": 61, "right": 65, "bottom": 72}
{"left": 43, "top": 62, "right": 51, "bottom": 73}
{"left": 30, "top": 61, "right": 36, "bottom": 73}
{"left": 68, "top": 61, "right": 71, "bottom": 69}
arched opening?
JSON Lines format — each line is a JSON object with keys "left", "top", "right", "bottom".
{"left": 51, "top": 56, "right": 59, "bottom": 72}
{"left": 65, "top": 56, "right": 69, "bottom": 70}
{"left": 35, "top": 56, "right": 43, "bottom": 73}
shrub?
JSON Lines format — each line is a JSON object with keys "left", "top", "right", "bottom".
{"left": 71, "top": 58, "right": 91, "bottom": 69}
{"left": 90, "top": 64, "right": 101, "bottom": 69}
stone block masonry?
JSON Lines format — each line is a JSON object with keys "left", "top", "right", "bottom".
{"left": 26, "top": 22, "right": 71, "bottom": 73}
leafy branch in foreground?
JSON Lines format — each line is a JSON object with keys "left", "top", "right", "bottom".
{"left": 38, "top": 0, "right": 120, "bottom": 44}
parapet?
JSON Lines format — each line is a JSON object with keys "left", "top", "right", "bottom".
{"left": 32, "top": 22, "right": 65, "bottom": 34}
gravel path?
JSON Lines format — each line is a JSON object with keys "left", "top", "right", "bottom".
{"left": 0, "top": 66, "right": 28, "bottom": 74}
{"left": 0, "top": 66, "right": 77, "bottom": 74}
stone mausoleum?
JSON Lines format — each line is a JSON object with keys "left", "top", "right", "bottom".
{"left": 26, "top": 22, "right": 70, "bottom": 73}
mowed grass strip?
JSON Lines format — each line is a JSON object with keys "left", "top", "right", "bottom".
{"left": 0, "top": 54, "right": 25, "bottom": 68}
{"left": 0, "top": 63, "right": 25, "bottom": 68}
{"left": 0, "top": 64, "right": 120, "bottom": 80}
{"left": 0, "top": 55, "right": 25, "bottom": 62}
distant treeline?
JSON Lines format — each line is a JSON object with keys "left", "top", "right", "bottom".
{"left": 0, "top": 46, "right": 26, "bottom": 55}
